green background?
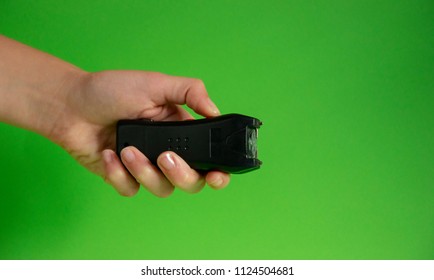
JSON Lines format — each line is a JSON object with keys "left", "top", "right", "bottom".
{"left": 1, "top": 0, "right": 433, "bottom": 259}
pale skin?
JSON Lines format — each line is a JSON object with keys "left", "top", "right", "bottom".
{"left": 0, "top": 35, "right": 230, "bottom": 197}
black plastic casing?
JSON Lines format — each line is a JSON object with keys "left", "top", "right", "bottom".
{"left": 116, "top": 114, "right": 262, "bottom": 174}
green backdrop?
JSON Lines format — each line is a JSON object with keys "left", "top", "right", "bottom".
{"left": 1, "top": 0, "right": 433, "bottom": 259}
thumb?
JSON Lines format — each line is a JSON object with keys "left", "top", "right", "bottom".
{"left": 148, "top": 73, "right": 221, "bottom": 117}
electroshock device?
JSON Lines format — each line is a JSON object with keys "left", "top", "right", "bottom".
{"left": 116, "top": 114, "right": 262, "bottom": 174}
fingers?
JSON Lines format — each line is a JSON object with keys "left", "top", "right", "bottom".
{"left": 206, "top": 171, "right": 231, "bottom": 190}
{"left": 103, "top": 147, "right": 230, "bottom": 197}
{"left": 157, "top": 152, "right": 206, "bottom": 193}
{"left": 102, "top": 149, "right": 140, "bottom": 197}
{"left": 120, "top": 147, "right": 174, "bottom": 198}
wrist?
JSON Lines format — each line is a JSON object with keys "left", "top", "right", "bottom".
{"left": 0, "top": 35, "right": 89, "bottom": 147}
{"left": 42, "top": 68, "right": 90, "bottom": 148}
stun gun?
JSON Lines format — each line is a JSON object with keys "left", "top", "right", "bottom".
{"left": 116, "top": 114, "right": 262, "bottom": 174}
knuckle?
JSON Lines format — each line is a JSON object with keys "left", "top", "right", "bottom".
{"left": 135, "top": 166, "right": 154, "bottom": 186}
{"left": 182, "top": 177, "right": 206, "bottom": 194}
{"left": 119, "top": 188, "right": 137, "bottom": 197}
{"left": 192, "top": 78, "right": 205, "bottom": 88}
{"left": 156, "top": 187, "right": 175, "bottom": 198}
{"left": 190, "top": 78, "right": 207, "bottom": 94}
{"left": 104, "top": 170, "right": 138, "bottom": 197}
{"left": 135, "top": 164, "right": 175, "bottom": 198}
{"left": 177, "top": 171, "right": 193, "bottom": 187}
{"left": 184, "top": 79, "right": 209, "bottom": 110}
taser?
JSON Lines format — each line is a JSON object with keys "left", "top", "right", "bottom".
{"left": 116, "top": 114, "right": 262, "bottom": 174}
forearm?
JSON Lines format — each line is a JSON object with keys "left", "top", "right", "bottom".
{"left": 0, "top": 35, "right": 86, "bottom": 142}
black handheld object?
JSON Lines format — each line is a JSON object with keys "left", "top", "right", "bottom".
{"left": 116, "top": 114, "right": 262, "bottom": 174}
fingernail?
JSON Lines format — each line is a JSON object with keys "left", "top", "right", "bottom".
{"left": 102, "top": 150, "right": 113, "bottom": 163}
{"left": 122, "top": 148, "right": 135, "bottom": 163}
{"left": 206, "top": 98, "right": 220, "bottom": 116}
{"left": 160, "top": 153, "right": 176, "bottom": 170}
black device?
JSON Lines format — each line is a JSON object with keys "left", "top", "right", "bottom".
{"left": 116, "top": 114, "right": 262, "bottom": 174}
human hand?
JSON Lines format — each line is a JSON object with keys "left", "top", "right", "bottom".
{"left": 0, "top": 36, "right": 228, "bottom": 197}
{"left": 53, "top": 70, "right": 230, "bottom": 197}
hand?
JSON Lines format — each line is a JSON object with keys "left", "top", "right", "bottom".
{"left": 0, "top": 36, "right": 228, "bottom": 197}
{"left": 54, "top": 70, "right": 230, "bottom": 197}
